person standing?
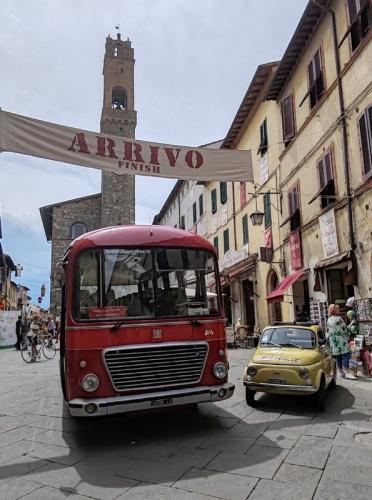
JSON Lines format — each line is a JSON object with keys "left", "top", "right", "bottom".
{"left": 14, "top": 315, "right": 22, "bottom": 350}
{"left": 326, "top": 304, "right": 356, "bottom": 380}
{"left": 47, "top": 317, "right": 56, "bottom": 337}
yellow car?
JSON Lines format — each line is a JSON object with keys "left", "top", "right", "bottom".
{"left": 243, "top": 322, "right": 336, "bottom": 410}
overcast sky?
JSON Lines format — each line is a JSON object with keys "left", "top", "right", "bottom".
{"left": 0, "top": 0, "right": 307, "bottom": 306}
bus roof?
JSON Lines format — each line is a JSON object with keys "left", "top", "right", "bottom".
{"left": 67, "top": 225, "right": 217, "bottom": 255}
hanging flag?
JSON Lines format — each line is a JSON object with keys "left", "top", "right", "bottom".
{"left": 0, "top": 110, "right": 253, "bottom": 182}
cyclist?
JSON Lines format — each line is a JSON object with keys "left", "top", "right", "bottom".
{"left": 28, "top": 314, "right": 45, "bottom": 362}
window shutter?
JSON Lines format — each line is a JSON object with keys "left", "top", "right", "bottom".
{"left": 263, "top": 192, "right": 272, "bottom": 228}
{"left": 360, "top": 108, "right": 372, "bottom": 176}
{"left": 199, "top": 194, "right": 203, "bottom": 217}
{"left": 192, "top": 202, "right": 197, "bottom": 224}
{"left": 220, "top": 182, "right": 227, "bottom": 204}
{"left": 223, "top": 229, "right": 229, "bottom": 253}
{"left": 211, "top": 189, "right": 217, "bottom": 214}
{"left": 282, "top": 95, "right": 295, "bottom": 141}
{"left": 242, "top": 214, "right": 249, "bottom": 245}
{"left": 240, "top": 182, "right": 246, "bottom": 206}
{"left": 213, "top": 236, "right": 219, "bottom": 257}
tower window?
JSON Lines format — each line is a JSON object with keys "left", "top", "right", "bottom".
{"left": 70, "top": 222, "right": 87, "bottom": 239}
{"left": 111, "top": 86, "right": 127, "bottom": 110}
{"left": 114, "top": 45, "right": 119, "bottom": 57}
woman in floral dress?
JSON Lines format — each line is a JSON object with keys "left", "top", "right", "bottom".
{"left": 326, "top": 304, "right": 356, "bottom": 380}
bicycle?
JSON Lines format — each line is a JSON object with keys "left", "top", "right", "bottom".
{"left": 20, "top": 331, "right": 57, "bottom": 363}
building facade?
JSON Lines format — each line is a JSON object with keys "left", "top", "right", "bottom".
{"left": 40, "top": 33, "right": 137, "bottom": 317}
{"left": 154, "top": 0, "right": 372, "bottom": 333}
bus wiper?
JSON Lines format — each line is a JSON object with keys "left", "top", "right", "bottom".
{"left": 260, "top": 341, "right": 282, "bottom": 348}
{"left": 111, "top": 320, "right": 125, "bottom": 332}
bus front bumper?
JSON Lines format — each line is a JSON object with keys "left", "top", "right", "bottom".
{"left": 68, "top": 383, "right": 235, "bottom": 417}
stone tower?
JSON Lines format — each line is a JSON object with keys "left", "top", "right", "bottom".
{"left": 100, "top": 33, "right": 137, "bottom": 226}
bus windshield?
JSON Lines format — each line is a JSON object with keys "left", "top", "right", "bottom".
{"left": 73, "top": 247, "right": 220, "bottom": 321}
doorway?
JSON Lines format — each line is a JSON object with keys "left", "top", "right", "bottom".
{"left": 267, "top": 270, "right": 282, "bottom": 323}
{"left": 242, "top": 279, "right": 255, "bottom": 333}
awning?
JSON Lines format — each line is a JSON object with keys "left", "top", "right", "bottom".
{"left": 229, "top": 255, "right": 257, "bottom": 280}
{"left": 313, "top": 250, "right": 352, "bottom": 269}
{"left": 266, "top": 270, "right": 307, "bottom": 303}
{"left": 313, "top": 250, "right": 357, "bottom": 291}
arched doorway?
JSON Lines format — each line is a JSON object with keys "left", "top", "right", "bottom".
{"left": 267, "top": 270, "right": 282, "bottom": 323}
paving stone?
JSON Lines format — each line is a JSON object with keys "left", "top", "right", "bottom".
{"left": 116, "top": 482, "right": 212, "bottom": 499}
{"left": 25, "top": 461, "right": 139, "bottom": 500}
{"left": 285, "top": 435, "right": 332, "bottom": 469}
{"left": 174, "top": 467, "right": 258, "bottom": 499}
{"left": 314, "top": 478, "right": 372, "bottom": 500}
{"left": 273, "top": 463, "right": 322, "bottom": 484}
{"left": 0, "top": 439, "right": 34, "bottom": 465}
{"left": 28, "top": 415, "right": 75, "bottom": 433}
{"left": 0, "top": 478, "right": 42, "bottom": 499}
{"left": 242, "top": 409, "right": 282, "bottom": 424}
{"left": 248, "top": 478, "right": 316, "bottom": 500}
{"left": 27, "top": 441, "right": 85, "bottom": 466}
{"left": 0, "top": 426, "right": 43, "bottom": 448}
{"left": 0, "top": 454, "right": 49, "bottom": 481}
{"left": 20, "top": 485, "right": 92, "bottom": 499}
{"left": 31, "top": 429, "right": 79, "bottom": 449}
{"left": 255, "top": 429, "right": 299, "bottom": 449}
{"left": 199, "top": 436, "right": 255, "bottom": 453}
{"left": 303, "top": 420, "right": 339, "bottom": 439}
{"left": 206, "top": 446, "right": 289, "bottom": 479}
{"left": 323, "top": 445, "right": 372, "bottom": 487}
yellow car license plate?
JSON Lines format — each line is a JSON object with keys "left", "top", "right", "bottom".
{"left": 268, "top": 378, "right": 287, "bottom": 385}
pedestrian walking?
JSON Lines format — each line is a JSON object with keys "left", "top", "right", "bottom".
{"left": 326, "top": 304, "right": 356, "bottom": 380}
{"left": 14, "top": 315, "right": 22, "bottom": 350}
{"left": 47, "top": 316, "right": 56, "bottom": 337}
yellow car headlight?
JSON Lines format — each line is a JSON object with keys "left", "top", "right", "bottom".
{"left": 299, "top": 367, "right": 309, "bottom": 379}
{"left": 247, "top": 366, "right": 257, "bottom": 376}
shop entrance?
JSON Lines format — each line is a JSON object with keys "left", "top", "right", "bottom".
{"left": 242, "top": 279, "right": 255, "bottom": 333}
{"left": 292, "top": 278, "right": 310, "bottom": 321}
{"left": 326, "top": 269, "right": 354, "bottom": 313}
{"left": 222, "top": 285, "right": 232, "bottom": 327}
{"left": 267, "top": 270, "right": 282, "bottom": 323}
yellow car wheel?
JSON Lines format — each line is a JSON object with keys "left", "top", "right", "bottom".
{"left": 245, "top": 388, "right": 256, "bottom": 406}
{"left": 314, "top": 377, "right": 326, "bottom": 411}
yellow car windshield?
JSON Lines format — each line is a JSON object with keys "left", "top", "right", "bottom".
{"left": 260, "top": 327, "right": 316, "bottom": 349}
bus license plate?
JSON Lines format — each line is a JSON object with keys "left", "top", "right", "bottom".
{"left": 268, "top": 378, "right": 286, "bottom": 385}
{"left": 151, "top": 398, "right": 173, "bottom": 407}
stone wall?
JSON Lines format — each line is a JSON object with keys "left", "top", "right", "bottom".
{"left": 50, "top": 195, "right": 101, "bottom": 316}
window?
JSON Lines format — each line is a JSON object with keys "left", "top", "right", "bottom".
{"left": 258, "top": 119, "right": 268, "bottom": 156}
{"left": 346, "top": 0, "right": 371, "bottom": 52}
{"left": 263, "top": 192, "right": 272, "bottom": 229}
{"left": 180, "top": 215, "right": 185, "bottom": 230}
{"left": 223, "top": 229, "right": 229, "bottom": 253}
{"left": 199, "top": 194, "right": 204, "bottom": 217}
{"left": 192, "top": 202, "right": 197, "bottom": 224}
{"left": 288, "top": 183, "right": 301, "bottom": 231}
{"left": 359, "top": 105, "right": 372, "bottom": 178}
{"left": 111, "top": 86, "right": 127, "bottom": 110}
{"left": 70, "top": 222, "right": 87, "bottom": 239}
{"left": 281, "top": 94, "right": 295, "bottom": 144}
{"left": 240, "top": 182, "right": 246, "bottom": 207}
{"left": 307, "top": 49, "right": 325, "bottom": 109}
{"left": 211, "top": 189, "right": 217, "bottom": 214}
{"left": 309, "top": 150, "right": 336, "bottom": 209}
{"left": 220, "top": 182, "right": 227, "bottom": 204}
{"left": 213, "top": 236, "right": 219, "bottom": 257}
{"left": 242, "top": 214, "right": 249, "bottom": 245}
{"left": 74, "top": 248, "right": 220, "bottom": 320}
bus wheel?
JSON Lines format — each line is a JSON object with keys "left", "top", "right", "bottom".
{"left": 245, "top": 388, "right": 256, "bottom": 406}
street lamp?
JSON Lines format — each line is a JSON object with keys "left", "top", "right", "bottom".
{"left": 250, "top": 209, "right": 264, "bottom": 226}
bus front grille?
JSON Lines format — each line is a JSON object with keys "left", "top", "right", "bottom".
{"left": 104, "top": 342, "right": 208, "bottom": 392}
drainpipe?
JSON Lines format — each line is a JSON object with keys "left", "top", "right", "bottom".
{"left": 312, "top": 0, "right": 355, "bottom": 250}
{"left": 232, "top": 182, "right": 237, "bottom": 250}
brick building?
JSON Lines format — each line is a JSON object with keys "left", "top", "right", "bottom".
{"left": 40, "top": 33, "right": 137, "bottom": 317}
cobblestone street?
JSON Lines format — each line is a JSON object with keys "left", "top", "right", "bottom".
{"left": 1, "top": 347, "right": 372, "bottom": 499}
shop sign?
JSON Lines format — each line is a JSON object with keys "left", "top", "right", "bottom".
{"left": 219, "top": 248, "right": 248, "bottom": 271}
{"left": 260, "top": 152, "right": 269, "bottom": 184}
{"left": 289, "top": 229, "right": 303, "bottom": 270}
{"left": 318, "top": 208, "right": 339, "bottom": 258}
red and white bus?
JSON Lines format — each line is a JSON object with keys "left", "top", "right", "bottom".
{"left": 59, "top": 225, "right": 234, "bottom": 416}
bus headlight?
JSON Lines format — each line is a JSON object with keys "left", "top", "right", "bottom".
{"left": 214, "top": 362, "right": 227, "bottom": 379}
{"left": 81, "top": 373, "right": 99, "bottom": 392}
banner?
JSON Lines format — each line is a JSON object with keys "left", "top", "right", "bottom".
{"left": 0, "top": 110, "right": 253, "bottom": 182}
{"left": 318, "top": 208, "right": 339, "bottom": 258}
